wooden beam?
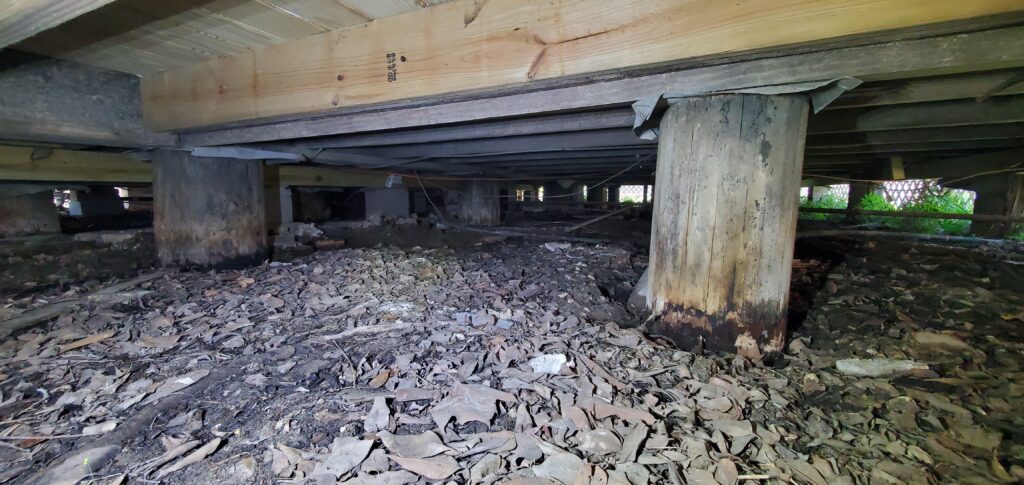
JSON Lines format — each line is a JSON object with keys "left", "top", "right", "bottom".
{"left": 807, "top": 123, "right": 1024, "bottom": 147}
{"left": 0, "top": 51, "right": 175, "bottom": 147}
{"left": 0, "top": 145, "right": 150, "bottom": 183}
{"left": 0, "top": 0, "right": 118, "bottom": 48}
{"left": 0, "top": 145, "right": 439, "bottom": 188}
{"left": 830, "top": 70, "right": 1024, "bottom": 109}
{"left": 307, "top": 110, "right": 635, "bottom": 149}
{"left": 143, "top": 0, "right": 1024, "bottom": 132}
{"left": 185, "top": 29, "right": 1024, "bottom": 148}
{"left": 905, "top": 148, "right": 1024, "bottom": 180}
{"left": 269, "top": 165, "right": 453, "bottom": 188}
{"left": 809, "top": 95, "right": 1024, "bottom": 134}
{"left": 182, "top": 26, "right": 1024, "bottom": 147}
{"left": 296, "top": 101, "right": 1024, "bottom": 161}
{"left": 805, "top": 139, "right": 1024, "bottom": 156}
{"left": 316, "top": 129, "right": 652, "bottom": 159}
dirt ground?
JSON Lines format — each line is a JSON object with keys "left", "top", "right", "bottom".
{"left": 0, "top": 230, "right": 156, "bottom": 295}
{"left": 0, "top": 229, "right": 1022, "bottom": 484}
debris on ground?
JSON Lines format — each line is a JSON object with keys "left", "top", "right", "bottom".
{"left": 0, "top": 237, "right": 1021, "bottom": 484}
{"left": 274, "top": 222, "right": 326, "bottom": 248}
{"left": 0, "top": 230, "right": 155, "bottom": 293}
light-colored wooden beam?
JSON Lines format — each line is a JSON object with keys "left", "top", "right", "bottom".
{"left": 0, "top": 145, "right": 151, "bottom": 183}
{"left": 0, "top": 0, "right": 118, "bottom": 48}
{"left": 182, "top": 26, "right": 1024, "bottom": 147}
{"left": 0, "top": 145, "right": 443, "bottom": 188}
{"left": 142, "top": 0, "right": 1024, "bottom": 132}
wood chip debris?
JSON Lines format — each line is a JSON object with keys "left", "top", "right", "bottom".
{"left": 1, "top": 240, "right": 1021, "bottom": 483}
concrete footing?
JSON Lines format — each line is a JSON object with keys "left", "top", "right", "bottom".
{"left": 648, "top": 94, "right": 808, "bottom": 358}
{"left": 0, "top": 186, "right": 59, "bottom": 238}
{"left": 153, "top": 151, "right": 267, "bottom": 268}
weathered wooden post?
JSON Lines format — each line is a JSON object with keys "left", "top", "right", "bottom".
{"left": 153, "top": 150, "right": 267, "bottom": 268}
{"left": 458, "top": 180, "right": 500, "bottom": 226}
{"left": 648, "top": 94, "right": 808, "bottom": 358}
{"left": 969, "top": 174, "right": 1023, "bottom": 238}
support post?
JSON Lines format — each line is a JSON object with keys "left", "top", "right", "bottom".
{"left": 295, "top": 190, "right": 332, "bottom": 222}
{"left": 266, "top": 186, "right": 294, "bottom": 231}
{"left": 586, "top": 184, "right": 606, "bottom": 209}
{"left": 969, "top": 174, "right": 1023, "bottom": 237}
{"left": 0, "top": 186, "right": 59, "bottom": 238}
{"left": 458, "top": 181, "right": 500, "bottom": 226}
{"left": 365, "top": 187, "right": 410, "bottom": 219}
{"left": 846, "top": 181, "right": 880, "bottom": 210}
{"left": 606, "top": 185, "right": 620, "bottom": 209}
{"left": 648, "top": 94, "right": 808, "bottom": 358}
{"left": 74, "top": 186, "right": 125, "bottom": 216}
{"left": 153, "top": 151, "right": 266, "bottom": 268}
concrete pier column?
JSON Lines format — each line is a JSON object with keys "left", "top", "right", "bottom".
{"left": 606, "top": 185, "right": 620, "bottom": 209}
{"left": 266, "top": 186, "right": 294, "bottom": 230}
{"left": 586, "top": 184, "right": 606, "bottom": 208}
{"left": 648, "top": 94, "right": 808, "bottom": 358}
{"left": 846, "top": 181, "right": 879, "bottom": 210}
{"left": 458, "top": 180, "right": 500, "bottom": 226}
{"left": 0, "top": 186, "right": 59, "bottom": 238}
{"left": 153, "top": 151, "right": 267, "bottom": 268}
{"left": 75, "top": 186, "right": 125, "bottom": 216}
{"left": 365, "top": 187, "right": 410, "bottom": 219}
{"left": 543, "top": 180, "right": 582, "bottom": 210}
{"left": 970, "top": 174, "right": 1023, "bottom": 238}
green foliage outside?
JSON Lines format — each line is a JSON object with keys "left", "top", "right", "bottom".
{"left": 1008, "top": 227, "right": 1024, "bottom": 241}
{"left": 798, "top": 193, "right": 847, "bottom": 222}
{"left": 853, "top": 192, "right": 897, "bottom": 226}
{"left": 847, "top": 190, "right": 974, "bottom": 235}
{"left": 899, "top": 191, "right": 974, "bottom": 235}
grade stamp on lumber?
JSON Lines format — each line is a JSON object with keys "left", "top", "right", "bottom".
{"left": 141, "top": 0, "right": 1024, "bottom": 131}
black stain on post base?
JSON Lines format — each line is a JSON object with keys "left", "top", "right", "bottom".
{"left": 650, "top": 302, "right": 786, "bottom": 359}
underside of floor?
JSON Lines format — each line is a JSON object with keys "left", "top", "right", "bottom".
{"left": 1, "top": 220, "right": 1023, "bottom": 484}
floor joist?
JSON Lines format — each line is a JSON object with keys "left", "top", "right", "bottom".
{"left": 0, "top": 0, "right": 118, "bottom": 49}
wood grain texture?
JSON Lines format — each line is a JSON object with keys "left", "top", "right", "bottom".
{"left": 0, "top": 144, "right": 445, "bottom": 189}
{"left": 0, "top": 146, "right": 151, "bottom": 183}
{"left": 13, "top": 0, "right": 445, "bottom": 75}
{"left": 183, "top": 26, "right": 1024, "bottom": 146}
{"left": 648, "top": 94, "right": 808, "bottom": 357}
{"left": 141, "top": 0, "right": 1024, "bottom": 131}
{"left": 0, "top": 0, "right": 118, "bottom": 48}
{"left": 457, "top": 180, "right": 500, "bottom": 226}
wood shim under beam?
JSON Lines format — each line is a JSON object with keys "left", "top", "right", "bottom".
{"left": 141, "top": 0, "right": 1024, "bottom": 132}
{"left": 0, "top": 0, "right": 118, "bottom": 48}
